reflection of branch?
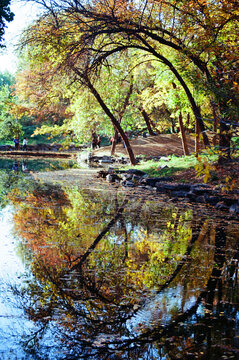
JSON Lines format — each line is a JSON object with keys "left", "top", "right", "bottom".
{"left": 23, "top": 324, "right": 47, "bottom": 347}
{"left": 148, "top": 222, "right": 227, "bottom": 339}
{"left": 158, "top": 217, "right": 207, "bottom": 293}
{"left": 111, "top": 221, "right": 229, "bottom": 351}
{"left": 126, "top": 217, "right": 208, "bottom": 330}
{"left": 71, "top": 198, "right": 128, "bottom": 271}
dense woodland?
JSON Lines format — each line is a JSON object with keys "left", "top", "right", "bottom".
{"left": 0, "top": 0, "right": 238, "bottom": 166}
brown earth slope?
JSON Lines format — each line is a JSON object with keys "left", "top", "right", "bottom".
{"left": 93, "top": 134, "right": 195, "bottom": 158}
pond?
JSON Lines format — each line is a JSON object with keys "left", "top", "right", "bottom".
{"left": 0, "top": 158, "right": 238, "bottom": 359}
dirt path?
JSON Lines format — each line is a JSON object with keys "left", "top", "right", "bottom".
{"left": 94, "top": 134, "right": 195, "bottom": 158}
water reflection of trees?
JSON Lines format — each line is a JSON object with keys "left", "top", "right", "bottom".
{"left": 0, "top": 169, "right": 36, "bottom": 208}
{"left": 9, "top": 183, "right": 239, "bottom": 359}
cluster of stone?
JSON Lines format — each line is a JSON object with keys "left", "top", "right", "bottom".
{"left": 97, "top": 168, "right": 239, "bottom": 215}
{"left": 87, "top": 154, "right": 171, "bottom": 165}
{"left": 88, "top": 154, "right": 130, "bottom": 165}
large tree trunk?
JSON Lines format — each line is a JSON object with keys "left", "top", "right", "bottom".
{"left": 218, "top": 119, "right": 231, "bottom": 164}
{"left": 84, "top": 75, "right": 137, "bottom": 165}
{"left": 178, "top": 112, "right": 189, "bottom": 155}
{"left": 195, "top": 117, "right": 200, "bottom": 155}
{"left": 186, "top": 113, "right": 191, "bottom": 132}
{"left": 111, "top": 128, "right": 118, "bottom": 156}
{"left": 71, "top": 198, "right": 128, "bottom": 270}
{"left": 204, "top": 68, "right": 233, "bottom": 158}
{"left": 134, "top": 39, "right": 210, "bottom": 148}
{"left": 140, "top": 109, "right": 155, "bottom": 135}
{"left": 212, "top": 103, "right": 219, "bottom": 146}
{"left": 111, "top": 81, "right": 133, "bottom": 156}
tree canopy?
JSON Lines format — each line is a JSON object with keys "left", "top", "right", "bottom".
{"left": 0, "top": 0, "right": 14, "bottom": 47}
{"left": 13, "top": 0, "right": 238, "bottom": 163}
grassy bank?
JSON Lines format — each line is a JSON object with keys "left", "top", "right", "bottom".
{"left": 123, "top": 150, "right": 238, "bottom": 187}
{"left": 132, "top": 154, "right": 199, "bottom": 177}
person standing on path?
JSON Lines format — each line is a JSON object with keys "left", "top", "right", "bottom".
{"left": 91, "top": 132, "right": 97, "bottom": 150}
{"left": 13, "top": 137, "right": 19, "bottom": 150}
{"left": 96, "top": 134, "right": 101, "bottom": 148}
{"left": 22, "top": 138, "right": 28, "bottom": 151}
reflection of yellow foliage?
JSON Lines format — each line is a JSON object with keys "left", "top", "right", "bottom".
{"left": 10, "top": 182, "right": 217, "bottom": 315}
{"left": 126, "top": 213, "right": 192, "bottom": 289}
{"left": 126, "top": 234, "right": 166, "bottom": 288}
{"left": 86, "top": 209, "right": 194, "bottom": 298}
{"left": 10, "top": 186, "right": 108, "bottom": 273}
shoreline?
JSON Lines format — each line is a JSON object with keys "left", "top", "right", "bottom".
{"left": 0, "top": 151, "right": 76, "bottom": 159}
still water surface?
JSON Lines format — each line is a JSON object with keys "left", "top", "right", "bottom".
{"left": 0, "top": 158, "right": 238, "bottom": 359}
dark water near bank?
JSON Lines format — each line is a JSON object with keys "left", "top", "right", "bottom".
{"left": 0, "top": 158, "right": 77, "bottom": 173}
{"left": 0, "top": 159, "right": 238, "bottom": 360}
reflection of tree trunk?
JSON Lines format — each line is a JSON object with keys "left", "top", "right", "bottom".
{"left": 71, "top": 199, "right": 128, "bottom": 270}
{"left": 138, "top": 221, "right": 236, "bottom": 352}
{"left": 181, "top": 277, "right": 187, "bottom": 313}
{"left": 174, "top": 209, "right": 180, "bottom": 230}
{"left": 124, "top": 226, "right": 128, "bottom": 261}
{"left": 119, "top": 218, "right": 128, "bottom": 262}
{"left": 204, "top": 225, "right": 226, "bottom": 311}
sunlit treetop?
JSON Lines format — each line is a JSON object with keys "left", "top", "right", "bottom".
{"left": 19, "top": 0, "right": 238, "bottom": 160}
{"left": 23, "top": 0, "right": 238, "bottom": 77}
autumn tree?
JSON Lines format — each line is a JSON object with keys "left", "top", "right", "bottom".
{"left": 19, "top": 15, "right": 202, "bottom": 163}
{"left": 16, "top": 48, "right": 158, "bottom": 149}
{"left": 23, "top": 0, "right": 238, "bottom": 160}
{"left": 18, "top": 16, "right": 139, "bottom": 164}
{"left": 15, "top": 62, "right": 73, "bottom": 124}
{"left": 69, "top": 52, "right": 143, "bottom": 151}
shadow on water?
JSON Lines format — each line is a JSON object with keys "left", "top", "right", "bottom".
{"left": 0, "top": 159, "right": 238, "bottom": 359}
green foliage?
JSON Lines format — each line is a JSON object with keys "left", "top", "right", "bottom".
{"left": 0, "top": 71, "right": 14, "bottom": 86}
{"left": 23, "top": 125, "right": 67, "bottom": 144}
{"left": 195, "top": 146, "right": 238, "bottom": 188}
{"left": 0, "top": 84, "right": 23, "bottom": 139}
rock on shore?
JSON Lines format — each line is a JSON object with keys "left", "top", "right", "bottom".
{"left": 97, "top": 168, "right": 239, "bottom": 215}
